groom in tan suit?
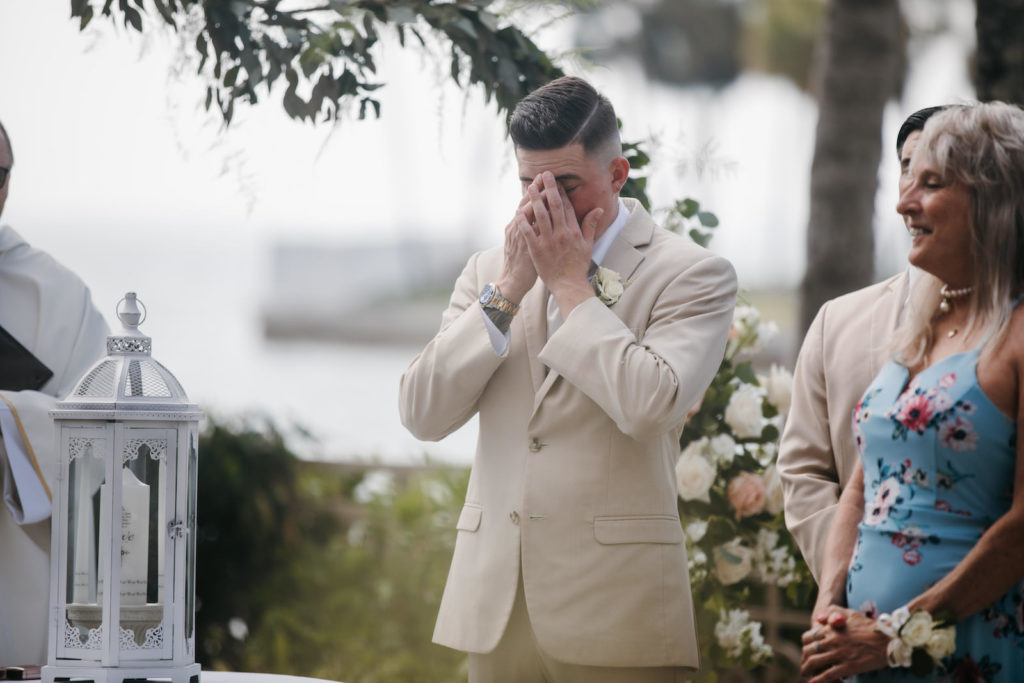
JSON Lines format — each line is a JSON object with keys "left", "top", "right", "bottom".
{"left": 777, "top": 106, "right": 948, "bottom": 585}
{"left": 400, "top": 77, "right": 737, "bottom": 681}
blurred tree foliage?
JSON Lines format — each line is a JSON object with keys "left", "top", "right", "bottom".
{"left": 240, "top": 466, "right": 471, "bottom": 681}
{"left": 69, "top": 0, "right": 562, "bottom": 125}
{"left": 67, "top": 0, "right": 655, "bottom": 206}
{"left": 195, "top": 418, "right": 471, "bottom": 680}
{"left": 974, "top": 0, "right": 1024, "bottom": 104}
{"left": 572, "top": 0, "right": 825, "bottom": 92}
{"left": 739, "top": 0, "right": 826, "bottom": 91}
{"left": 195, "top": 420, "right": 350, "bottom": 669}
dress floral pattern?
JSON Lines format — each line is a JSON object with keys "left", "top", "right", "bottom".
{"left": 846, "top": 348, "right": 1023, "bottom": 682}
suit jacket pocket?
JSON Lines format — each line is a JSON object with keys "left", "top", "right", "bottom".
{"left": 456, "top": 503, "right": 482, "bottom": 532}
{"left": 593, "top": 514, "right": 684, "bottom": 544}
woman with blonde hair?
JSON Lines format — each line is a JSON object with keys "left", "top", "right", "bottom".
{"left": 801, "top": 101, "right": 1024, "bottom": 681}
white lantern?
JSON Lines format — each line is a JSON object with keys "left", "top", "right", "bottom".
{"left": 43, "top": 293, "right": 202, "bottom": 683}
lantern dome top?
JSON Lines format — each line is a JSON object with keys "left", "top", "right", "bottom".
{"left": 54, "top": 292, "right": 201, "bottom": 418}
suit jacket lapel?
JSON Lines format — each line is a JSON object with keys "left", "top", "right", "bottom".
{"left": 529, "top": 200, "right": 654, "bottom": 415}
{"left": 599, "top": 203, "right": 653, "bottom": 284}
{"left": 868, "top": 270, "right": 910, "bottom": 377}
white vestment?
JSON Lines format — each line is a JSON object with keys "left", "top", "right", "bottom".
{"left": 0, "top": 224, "right": 108, "bottom": 666}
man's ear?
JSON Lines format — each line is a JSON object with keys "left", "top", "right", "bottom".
{"left": 609, "top": 156, "right": 630, "bottom": 193}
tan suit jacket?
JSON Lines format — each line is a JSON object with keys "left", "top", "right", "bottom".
{"left": 777, "top": 271, "right": 909, "bottom": 583}
{"left": 399, "top": 199, "right": 737, "bottom": 667}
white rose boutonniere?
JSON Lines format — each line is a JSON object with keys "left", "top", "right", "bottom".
{"left": 592, "top": 266, "right": 625, "bottom": 306}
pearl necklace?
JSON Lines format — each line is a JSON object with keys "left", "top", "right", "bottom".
{"left": 938, "top": 284, "right": 973, "bottom": 314}
{"left": 938, "top": 284, "right": 974, "bottom": 338}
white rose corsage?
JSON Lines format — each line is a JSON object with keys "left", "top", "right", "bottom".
{"left": 592, "top": 266, "right": 626, "bottom": 306}
{"left": 875, "top": 606, "right": 956, "bottom": 676}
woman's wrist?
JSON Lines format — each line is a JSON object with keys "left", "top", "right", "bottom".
{"left": 874, "top": 606, "right": 956, "bottom": 675}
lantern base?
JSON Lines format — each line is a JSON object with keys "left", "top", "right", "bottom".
{"left": 41, "top": 662, "right": 200, "bottom": 683}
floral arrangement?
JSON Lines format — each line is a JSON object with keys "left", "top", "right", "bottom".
{"left": 876, "top": 607, "right": 956, "bottom": 675}
{"left": 676, "top": 302, "right": 815, "bottom": 678}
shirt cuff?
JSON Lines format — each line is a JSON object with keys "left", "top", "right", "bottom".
{"left": 479, "top": 306, "right": 510, "bottom": 355}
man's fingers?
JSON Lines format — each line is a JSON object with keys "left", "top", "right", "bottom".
{"left": 581, "top": 208, "right": 603, "bottom": 244}
{"left": 540, "top": 172, "right": 566, "bottom": 221}
{"left": 527, "top": 184, "right": 552, "bottom": 235}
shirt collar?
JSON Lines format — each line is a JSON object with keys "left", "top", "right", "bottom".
{"left": 591, "top": 198, "right": 630, "bottom": 267}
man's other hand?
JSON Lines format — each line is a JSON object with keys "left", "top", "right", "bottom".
{"left": 519, "top": 171, "right": 602, "bottom": 318}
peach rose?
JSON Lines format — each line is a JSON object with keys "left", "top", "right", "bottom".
{"left": 727, "top": 472, "right": 767, "bottom": 520}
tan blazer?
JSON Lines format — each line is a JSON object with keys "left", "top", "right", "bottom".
{"left": 777, "top": 271, "right": 909, "bottom": 583}
{"left": 399, "top": 199, "right": 737, "bottom": 668}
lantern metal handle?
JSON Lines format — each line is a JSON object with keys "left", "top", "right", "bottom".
{"left": 167, "top": 520, "right": 189, "bottom": 539}
{"left": 116, "top": 292, "right": 148, "bottom": 328}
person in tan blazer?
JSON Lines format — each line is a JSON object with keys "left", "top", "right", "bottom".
{"left": 399, "top": 77, "right": 737, "bottom": 682}
{"left": 778, "top": 106, "right": 947, "bottom": 584}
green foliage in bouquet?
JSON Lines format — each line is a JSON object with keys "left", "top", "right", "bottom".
{"left": 675, "top": 304, "right": 815, "bottom": 680}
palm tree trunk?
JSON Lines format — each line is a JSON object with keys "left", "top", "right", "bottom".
{"left": 800, "top": 0, "right": 904, "bottom": 335}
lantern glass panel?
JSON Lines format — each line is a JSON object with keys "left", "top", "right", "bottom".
{"left": 118, "top": 432, "right": 170, "bottom": 651}
{"left": 65, "top": 434, "right": 107, "bottom": 649}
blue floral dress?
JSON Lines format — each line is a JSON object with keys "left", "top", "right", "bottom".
{"left": 846, "top": 348, "right": 1024, "bottom": 681}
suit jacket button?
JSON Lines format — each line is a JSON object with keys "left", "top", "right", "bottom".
{"left": 529, "top": 438, "right": 542, "bottom": 452}
{"left": 509, "top": 510, "right": 520, "bottom": 524}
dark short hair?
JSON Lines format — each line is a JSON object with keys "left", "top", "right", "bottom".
{"left": 509, "top": 76, "right": 619, "bottom": 156}
{"left": 0, "top": 119, "right": 11, "bottom": 166}
{"left": 896, "top": 106, "right": 948, "bottom": 158}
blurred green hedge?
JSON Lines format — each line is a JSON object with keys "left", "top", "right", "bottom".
{"left": 195, "top": 419, "right": 469, "bottom": 682}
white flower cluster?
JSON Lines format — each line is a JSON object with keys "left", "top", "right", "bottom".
{"left": 709, "top": 529, "right": 800, "bottom": 589}
{"left": 878, "top": 607, "right": 956, "bottom": 669}
{"left": 714, "top": 608, "right": 773, "bottom": 663}
{"left": 727, "top": 305, "right": 779, "bottom": 359}
{"left": 753, "top": 529, "right": 798, "bottom": 587}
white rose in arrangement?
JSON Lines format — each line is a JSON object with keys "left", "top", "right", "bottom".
{"left": 713, "top": 539, "right": 754, "bottom": 585}
{"left": 925, "top": 625, "right": 957, "bottom": 660}
{"left": 900, "top": 610, "right": 935, "bottom": 648}
{"left": 685, "top": 520, "right": 708, "bottom": 543}
{"left": 763, "top": 364, "right": 794, "bottom": 416}
{"left": 709, "top": 433, "right": 737, "bottom": 466}
{"left": 676, "top": 452, "right": 717, "bottom": 503}
{"left": 762, "top": 465, "right": 784, "bottom": 515}
{"left": 887, "top": 635, "right": 914, "bottom": 668}
{"left": 680, "top": 436, "right": 709, "bottom": 460}
{"left": 725, "top": 384, "right": 765, "bottom": 439}
{"left": 592, "top": 266, "right": 625, "bottom": 306}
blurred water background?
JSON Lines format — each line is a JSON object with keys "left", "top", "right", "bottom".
{"left": 0, "top": 0, "right": 976, "bottom": 464}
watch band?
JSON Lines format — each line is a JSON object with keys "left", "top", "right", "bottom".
{"left": 480, "top": 283, "right": 520, "bottom": 315}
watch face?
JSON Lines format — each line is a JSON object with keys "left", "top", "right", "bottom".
{"left": 479, "top": 283, "right": 495, "bottom": 305}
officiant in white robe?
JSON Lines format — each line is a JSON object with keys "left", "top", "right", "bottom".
{"left": 0, "top": 119, "right": 109, "bottom": 667}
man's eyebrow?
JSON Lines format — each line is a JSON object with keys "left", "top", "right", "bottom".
{"left": 519, "top": 173, "right": 583, "bottom": 183}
